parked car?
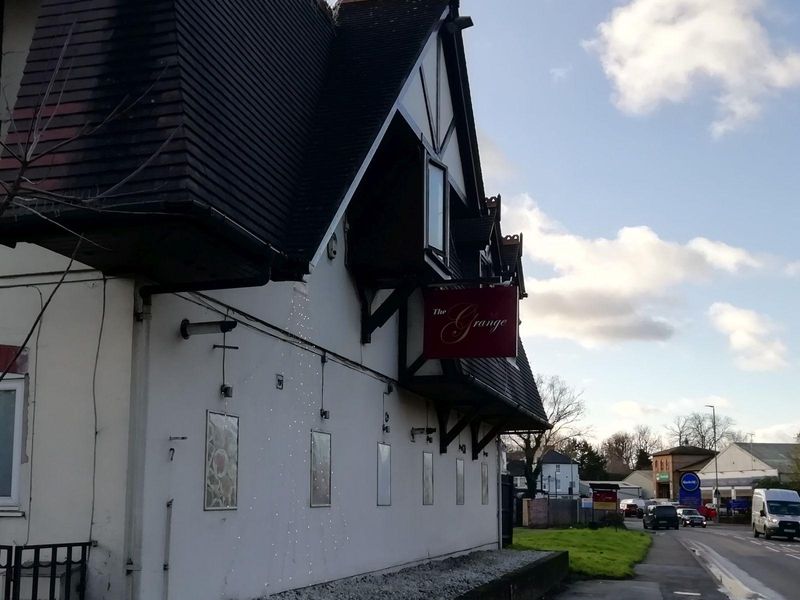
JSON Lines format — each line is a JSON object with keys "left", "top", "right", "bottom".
{"left": 677, "top": 508, "right": 707, "bottom": 528}
{"left": 620, "top": 498, "right": 647, "bottom": 517}
{"left": 752, "top": 488, "right": 800, "bottom": 540}
{"left": 699, "top": 504, "right": 717, "bottom": 520}
{"left": 643, "top": 504, "right": 680, "bottom": 530}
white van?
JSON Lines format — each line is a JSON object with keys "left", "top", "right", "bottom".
{"left": 752, "top": 488, "right": 800, "bottom": 540}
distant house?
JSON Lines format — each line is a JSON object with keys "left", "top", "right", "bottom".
{"left": 623, "top": 469, "right": 655, "bottom": 499}
{"left": 651, "top": 445, "right": 715, "bottom": 500}
{"left": 697, "top": 443, "right": 800, "bottom": 504}
{"left": 537, "top": 450, "right": 579, "bottom": 499}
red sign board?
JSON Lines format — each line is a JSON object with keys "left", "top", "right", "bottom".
{"left": 423, "top": 286, "right": 518, "bottom": 359}
{"left": 0, "top": 345, "right": 27, "bottom": 375}
{"left": 592, "top": 489, "right": 618, "bottom": 511}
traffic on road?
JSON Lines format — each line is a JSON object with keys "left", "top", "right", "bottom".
{"left": 627, "top": 513, "right": 800, "bottom": 600}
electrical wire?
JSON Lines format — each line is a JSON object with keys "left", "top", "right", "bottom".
{"left": 0, "top": 245, "right": 80, "bottom": 383}
{"left": 175, "top": 291, "right": 397, "bottom": 388}
{"left": 88, "top": 277, "right": 107, "bottom": 545}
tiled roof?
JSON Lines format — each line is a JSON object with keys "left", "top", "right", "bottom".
{"left": 652, "top": 445, "right": 716, "bottom": 457}
{"left": 737, "top": 443, "right": 799, "bottom": 474}
{"left": 460, "top": 342, "right": 548, "bottom": 426}
{"left": 288, "top": 0, "right": 449, "bottom": 259}
{"left": 542, "top": 449, "right": 577, "bottom": 465}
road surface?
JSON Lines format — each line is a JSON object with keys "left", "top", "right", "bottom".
{"left": 629, "top": 519, "right": 798, "bottom": 599}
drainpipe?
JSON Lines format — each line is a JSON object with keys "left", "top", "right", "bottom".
{"left": 496, "top": 437, "right": 502, "bottom": 549}
{"left": 123, "top": 285, "right": 152, "bottom": 600}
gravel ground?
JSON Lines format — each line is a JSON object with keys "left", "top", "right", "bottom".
{"left": 268, "top": 549, "right": 549, "bottom": 599}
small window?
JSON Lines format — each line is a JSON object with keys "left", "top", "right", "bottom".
{"left": 426, "top": 161, "right": 447, "bottom": 255}
{"left": 311, "top": 431, "right": 332, "bottom": 507}
{"left": 377, "top": 443, "right": 391, "bottom": 506}
{"left": 0, "top": 380, "right": 24, "bottom": 507}
{"left": 456, "top": 458, "right": 465, "bottom": 505}
{"left": 481, "top": 462, "right": 489, "bottom": 505}
{"left": 423, "top": 452, "right": 434, "bottom": 505}
{"left": 479, "top": 248, "right": 493, "bottom": 278}
{"left": 556, "top": 464, "right": 561, "bottom": 473}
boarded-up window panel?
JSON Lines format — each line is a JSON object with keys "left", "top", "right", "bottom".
{"left": 423, "top": 452, "right": 434, "bottom": 505}
{"left": 311, "top": 431, "right": 332, "bottom": 507}
{"left": 378, "top": 443, "right": 391, "bottom": 506}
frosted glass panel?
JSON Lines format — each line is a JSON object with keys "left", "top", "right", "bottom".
{"left": 204, "top": 411, "right": 239, "bottom": 510}
{"left": 456, "top": 458, "right": 465, "bottom": 505}
{"left": 377, "top": 443, "right": 391, "bottom": 506}
{"left": 311, "top": 431, "right": 332, "bottom": 507}
{"left": 0, "top": 390, "right": 16, "bottom": 498}
{"left": 423, "top": 452, "right": 434, "bottom": 505}
{"left": 481, "top": 462, "right": 489, "bottom": 505}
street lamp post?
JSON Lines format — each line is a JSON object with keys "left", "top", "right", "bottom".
{"left": 706, "top": 404, "right": 720, "bottom": 523}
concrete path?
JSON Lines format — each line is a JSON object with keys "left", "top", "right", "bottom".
{"left": 554, "top": 527, "right": 728, "bottom": 599}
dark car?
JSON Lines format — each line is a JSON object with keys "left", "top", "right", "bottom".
{"left": 643, "top": 504, "right": 679, "bottom": 530}
{"left": 677, "top": 507, "right": 707, "bottom": 528}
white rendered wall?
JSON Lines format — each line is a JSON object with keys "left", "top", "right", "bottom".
{"left": 133, "top": 222, "right": 500, "bottom": 600}
{"left": 0, "top": 244, "right": 134, "bottom": 599}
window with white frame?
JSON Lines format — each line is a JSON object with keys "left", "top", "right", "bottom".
{"left": 426, "top": 160, "right": 447, "bottom": 257}
{"left": 0, "top": 380, "right": 24, "bottom": 507}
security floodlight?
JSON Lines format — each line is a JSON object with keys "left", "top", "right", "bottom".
{"left": 180, "top": 319, "right": 237, "bottom": 339}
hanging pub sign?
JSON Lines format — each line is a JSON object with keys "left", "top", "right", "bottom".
{"left": 423, "top": 285, "right": 518, "bottom": 359}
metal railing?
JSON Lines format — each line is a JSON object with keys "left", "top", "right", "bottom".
{"left": 0, "top": 542, "right": 91, "bottom": 600}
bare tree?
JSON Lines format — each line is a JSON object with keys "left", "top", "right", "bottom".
{"left": 664, "top": 412, "right": 735, "bottom": 450}
{"left": 633, "top": 424, "right": 661, "bottom": 455}
{"left": 504, "top": 375, "right": 586, "bottom": 496}
{"left": 665, "top": 415, "right": 691, "bottom": 447}
{"left": 0, "top": 31, "right": 173, "bottom": 383}
{"left": 601, "top": 432, "right": 636, "bottom": 473}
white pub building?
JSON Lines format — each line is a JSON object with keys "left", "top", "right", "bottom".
{"left": 0, "top": 1, "right": 549, "bottom": 598}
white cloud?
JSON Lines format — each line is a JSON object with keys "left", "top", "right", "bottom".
{"left": 584, "top": 0, "right": 800, "bottom": 136}
{"left": 549, "top": 65, "right": 572, "bottom": 83}
{"left": 708, "top": 302, "right": 788, "bottom": 371}
{"left": 753, "top": 421, "right": 800, "bottom": 443}
{"left": 785, "top": 261, "right": 800, "bottom": 276}
{"left": 506, "top": 194, "right": 761, "bottom": 345}
{"left": 477, "top": 129, "right": 518, "bottom": 190}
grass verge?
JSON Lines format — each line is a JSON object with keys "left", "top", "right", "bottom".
{"left": 510, "top": 527, "right": 651, "bottom": 579}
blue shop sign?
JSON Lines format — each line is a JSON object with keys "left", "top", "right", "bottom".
{"left": 680, "top": 472, "right": 700, "bottom": 493}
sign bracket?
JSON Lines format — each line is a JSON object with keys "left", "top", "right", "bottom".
{"left": 471, "top": 419, "right": 509, "bottom": 460}
{"left": 436, "top": 404, "right": 481, "bottom": 454}
{"left": 358, "top": 284, "right": 414, "bottom": 344}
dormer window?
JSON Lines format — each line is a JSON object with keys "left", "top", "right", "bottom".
{"left": 426, "top": 160, "right": 448, "bottom": 260}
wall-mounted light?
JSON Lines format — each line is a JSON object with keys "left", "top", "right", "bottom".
{"left": 320, "top": 408, "right": 330, "bottom": 420}
{"left": 459, "top": 444, "right": 467, "bottom": 454}
{"left": 275, "top": 374, "right": 284, "bottom": 390}
{"left": 220, "top": 384, "right": 233, "bottom": 399}
{"left": 411, "top": 427, "right": 436, "bottom": 443}
{"left": 180, "top": 319, "right": 237, "bottom": 339}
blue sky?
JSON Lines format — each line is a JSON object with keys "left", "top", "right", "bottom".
{"left": 461, "top": 0, "right": 800, "bottom": 443}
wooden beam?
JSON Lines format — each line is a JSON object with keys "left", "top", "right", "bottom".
{"left": 471, "top": 419, "right": 509, "bottom": 460}
{"left": 405, "top": 354, "right": 426, "bottom": 378}
{"left": 361, "top": 285, "right": 414, "bottom": 344}
{"left": 439, "top": 406, "right": 480, "bottom": 454}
